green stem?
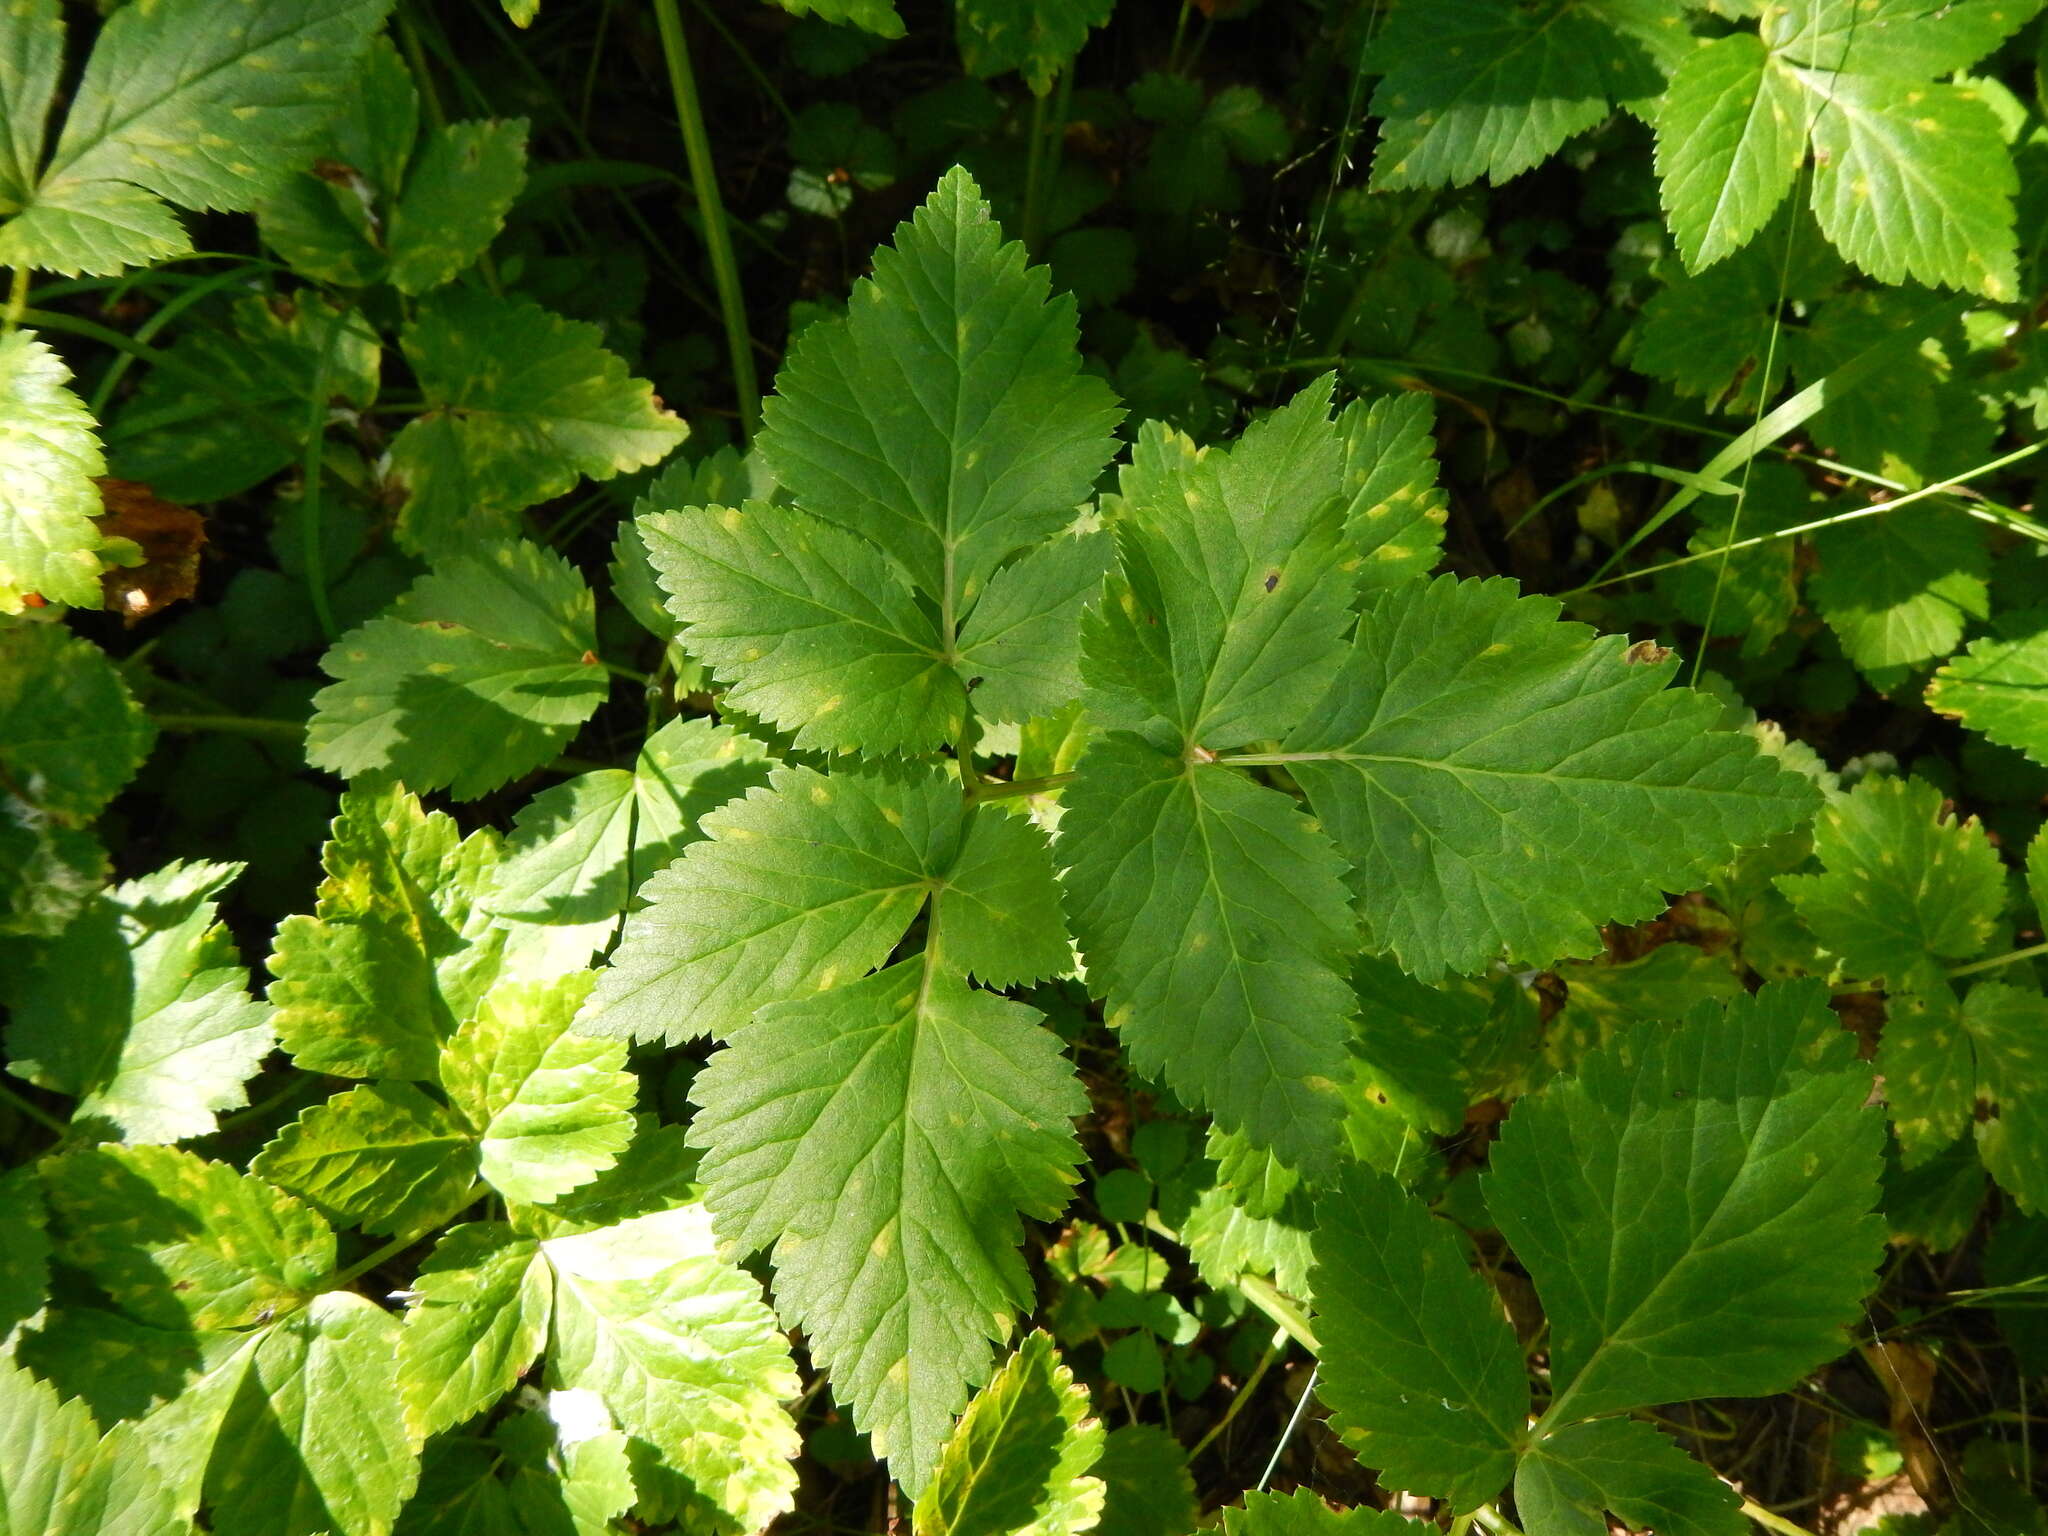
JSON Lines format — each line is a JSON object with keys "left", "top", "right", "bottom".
{"left": 1739, "top": 1498, "right": 1818, "bottom": 1536}
{"left": 1186, "top": 1329, "right": 1287, "bottom": 1462}
{"left": 651, "top": 0, "right": 760, "bottom": 440}
{"left": 396, "top": 4, "right": 449, "bottom": 131}
{"left": 329, "top": 1231, "right": 422, "bottom": 1291}
{"left": 966, "top": 771, "right": 1075, "bottom": 803}
{"left": 603, "top": 660, "right": 653, "bottom": 686}
{"left": 1237, "top": 1273, "right": 1319, "bottom": 1352}
{"left": 4, "top": 267, "right": 27, "bottom": 332}
{"left": 0, "top": 1079, "right": 69, "bottom": 1137}
{"left": 1950, "top": 940, "right": 2048, "bottom": 979}
{"left": 1022, "top": 88, "right": 1051, "bottom": 256}
{"left": 153, "top": 712, "right": 307, "bottom": 742}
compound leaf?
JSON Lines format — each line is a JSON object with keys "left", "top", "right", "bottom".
{"left": 1285, "top": 575, "right": 1822, "bottom": 979}
{"left": 1772, "top": 0, "right": 2044, "bottom": 82}
{"left": 1223, "top": 1490, "right": 1428, "bottom": 1533}
{"left": 1483, "top": 980, "right": 1884, "bottom": 1424}
{"left": 5, "top": 859, "right": 273, "bottom": 1144}
{"left": 1655, "top": 33, "right": 1807, "bottom": 269}
{"left": 1059, "top": 733, "right": 1357, "bottom": 1171}
{"left": 1776, "top": 775, "right": 2006, "bottom": 979}
{"left": 955, "top": 0, "right": 1112, "bottom": 95}
{"left": 0, "top": 1360, "right": 184, "bottom": 1536}
{"left": 1514, "top": 1418, "right": 1743, "bottom": 1536}
{"left": 252, "top": 1081, "right": 477, "bottom": 1237}
{"left": 1366, "top": 0, "right": 1661, "bottom": 190}
{"left": 388, "top": 292, "right": 685, "bottom": 556}
{"left": 953, "top": 527, "right": 1115, "bottom": 726}
{"left": 577, "top": 764, "right": 956, "bottom": 1045}
{"left": 1084, "top": 382, "right": 1353, "bottom": 751}
{"left": 914, "top": 1332, "right": 1105, "bottom": 1536}
{"left": 270, "top": 782, "right": 510, "bottom": 1081}
{"left": 640, "top": 500, "right": 963, "bottom": 755}
{"left": 42, "top": 1143, "right": 334, "bottom": 1331}
{"left": 540, "top": 1205, "right": 802, "bottom": 1533}
{"left": 0, "top": 0, "right": 391, "bottom": 275}
{"left": 758, "top": 166, "right": 1120, "bottom": 627}
{"left": 385, "top": 117, "right": 529, "bottom": 295}
{"left": 928, "top": 806, "right": 1072, "bottom": 990}
{"left": 1339, "top": 392, "right": 1447, "bottom": 595}
{"left": 399, "top": 1221, "right": 552, "bottom": 1441}
{"left": 1928, "top": 608, "right": 2048, "bottom": 763}
{"left": 204, "top": 1290, "right": 417, "bottom": 1536}
{"left": 441, "top": 973, "right": 636, "bottom": 1206}
{"left": 0, "top": 329, "right": 105, "bottom": 611}
{"left": 1310, "top": 1163, "right": 1528, "bottom": 1508}
{"left": 1799, "top": 70, "right": 2018, "bottom": 300}
{"left": 307, "top": 538, "right": 611, "bottom": 800}
{"left": 1810, "top": 511, "right": 1987, "bottom": 679}
{"left": 488, "top": 714, "right": 771, "bottom": 926}
{"left": 688, "top": 961, "right": 1086, "bottom": 1493}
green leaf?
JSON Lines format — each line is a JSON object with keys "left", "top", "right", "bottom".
{"left": 1961, "top": 983, "right": 2048, "bottom": 1215}
{"left": 1770, "top": 0, "right": 2044, "bottom": 80}
{"left": 0, "top": 0, "right": 394, "bottom": 276}
{"left": 252, "top": 36, "right": 418, "bottom": 286}
{"left": 1366, "top": 0, "right": 1662, "bottom": 190}
{"left": 0, "top": 329, "right": 105, "bottom": 611}
{"left": 270, "top": 781, "right": 510, "bottom": 1080}
{"left": 1283, "top": 575, "right": 1822, "bottom": 979}
{"left": 0, "top": 622, "right": 154, "bottom": 820}
{"left": 640, "top": 500, "right": 964, "bottom": 754}
{"left": 1310, "top": 1164, "right": 1527, "bottom": 1507}
{"left": 205, "top": 1290, "right": 418, "bottom": 1536}
{"left": 5, "top": 858, "right": 273, "bottom": 1143}
{"left": 398, "top": 1409, "right": 633, "bottom": 1536}
{"left": 385, "top": 118, "right": 529, "bottom": 294}
{"left": 540, "top": 1205, "right": 802, "bottom": 1533}
{"left": 440, "top": 973, "right": 636, "bottom": 1205}
{"left": 1810, "top": 511, "right": 1988, "bottom": 679}
{"left": 689, "top": 960, "right": 1085, "bottom": 1492}
{"left": 578, "top": 763, "right": 955, "bottom": 1045}
{"left": 1514, "top": 1418, "right": 1744, "bottom": 1536}
{"left": 953, "top": 527, "right": 1115, "bottom": 726}
{"left": 0, "top": 1166, "right": 50, "bottom": 1337}
{"left": 1084, "top": 381, "right": 1352, "bottom": 750}
{"left": 1880, "top": 984, "right": 1979, "bottom": 1164}
{"left": 0, "top": 0, "right": 62, "bottom": 212}
{"left": 398, "top": 1222, "right": 552, "bottom": 1441}
{"left": 42, "top": 1143, "right": 334, "bottom": 1330}
{"left": 1776, "top": 775, "right": 2006, "bottom": 978}
{"left": 252, "top": 1081, "right": 477, "bottom": 1236}
{"left": 488, "top": 714, "right": 772, "bottom": 926}
{"left": 1223, "top": 1490, "right": 1427, "bottom": 1533}
{"left": 1093, "top": 1426, "right": 1199, "bottom": 1536}
{"left": 307, "top": 538, "right": 611, "bottom": 799}
{"left": 1798, "top": 70, "right": 2019, "bottom": 300}
{"left": 0, "top": 1360, "right": 184, "bottom": 1536}
{"left": 1654, "top": 34, "right": 1808, "bottom": 269}
{"left": 758, "top": 166, "right": 1120, "bottom": 635}
{"left": 1484, "top": 980, "right": 1884, "bottom": 1425}
{"left": 1929, "top": 609, "right": 2048, "bottom": 764}
{"left": 927, "top": 805, "right": 1072, "bottom": 989}
{"left": 1060, "top": 733, "right": 1357, "bottom": 1171}
{"left": 387, "top": 292, "right": 686, "bottom": 556}
{"left": 1339, "top": 393, "right": 1447, "bottom": 595}
{"left": 108, "top": 294, "right": 380, "bottom": 504}
{"left": 955, "top": 0, "right": 1112, "bottom": 95}
{"left": 914, "top": 1331, "right": 1105, "bottom": 1536}
{"left": 764, "top": 0, "right": 906, "bottom": 37}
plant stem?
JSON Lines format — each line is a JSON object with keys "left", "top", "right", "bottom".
{"left": 0, "top": 1080, "right": 69, "bottom": 1137}
{"left": 966, "top": 771, "right": 1076, "bottom": 804}
{"left": 1739, "top": 1498, "right": 1818, "bottom": 1536}
{"left": 1255, "top": 1361, "right": 1318, "bottom": 1492}
{"left": 1186, "top": 1329, "right": 1287, "bottom": 1462}
{"left": 1237, "top": 1273, "right": 1318, "bottom": 1352}
{"left": 1950, "top": 940, "right": 2048, "bottom": 979}
{"left": 651, "top": 0, "right": 761, "bottom": 440}
{"left": 153, "top": 713, "right": 307, "bottom": 742}
{"left": 328, "top": 1231, "right": 422, "bottom": 1291}
{"left": 4, "top": 267, "right": 27, "bottom": 332}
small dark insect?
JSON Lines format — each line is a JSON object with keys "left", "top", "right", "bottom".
{"left": 1263, "top": 571, "right": 1280, "bottom": 592}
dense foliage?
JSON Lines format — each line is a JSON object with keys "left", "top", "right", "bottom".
{"left": 7, "top": 1, "right": 2048, "bottom": 1533}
